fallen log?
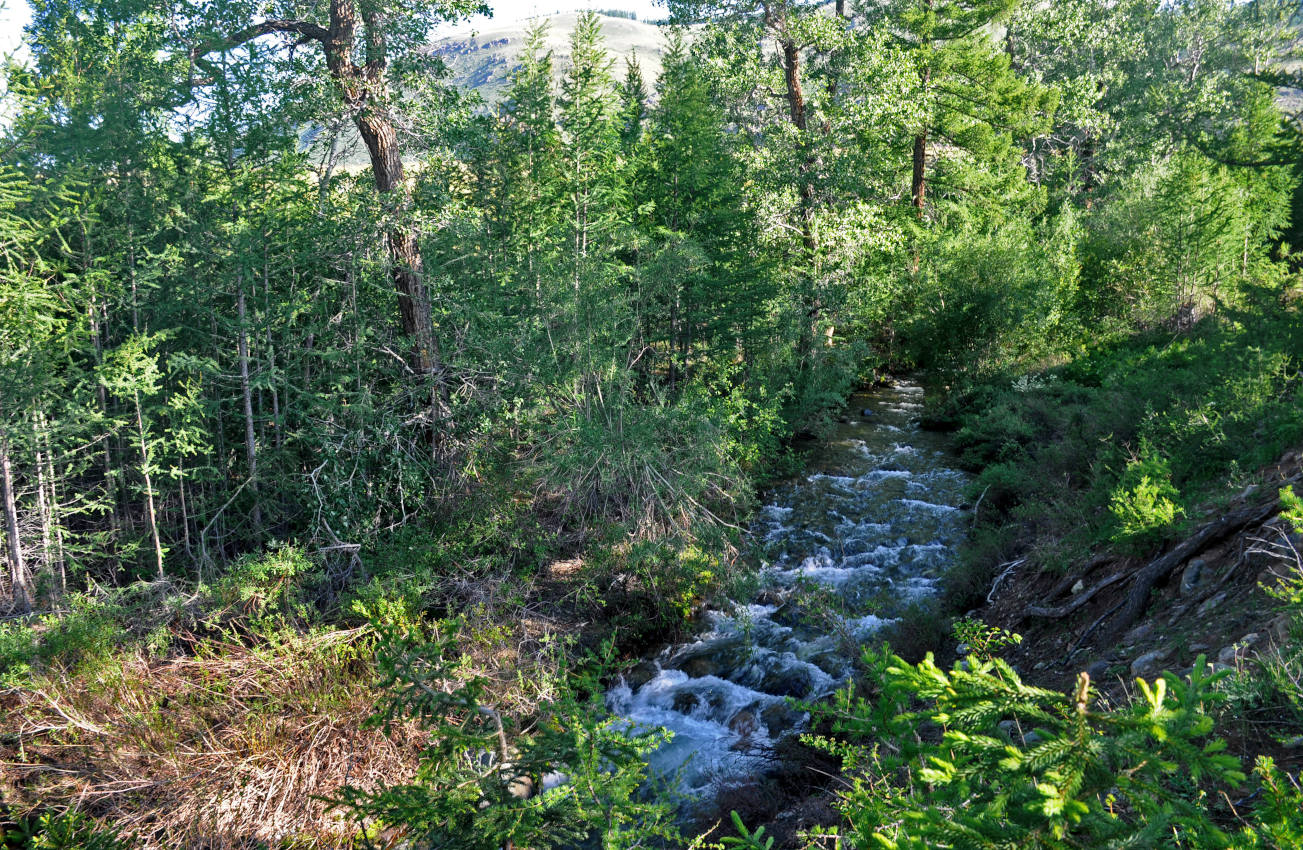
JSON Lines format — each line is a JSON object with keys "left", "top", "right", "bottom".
{"left": 1025, "top": 571, "right": 1126, "bottom": 619}
{"left": 1099, "top": 496, "right": 1285, "bottom": 647}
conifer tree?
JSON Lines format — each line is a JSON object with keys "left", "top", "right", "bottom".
{"left": 643, "top": 33, "right": 762, "bottom": 380}
{"left": 618, "top": 52, "right": 649, "bottom": 156}
{"left": 559, "top": 11, "right": 622, "bottom": 278}
{"left": 496, "top": 20, "right": 566, "bottom": 307}
{"left": 867, "top": 0, "right": 1054, "bottom": 216}
{"left": 557, "top": 10, "right": 626, "bottom": 360}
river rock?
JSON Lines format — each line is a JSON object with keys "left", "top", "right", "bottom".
{"left": 672, "top": 692, "right": 701, "bottom": 714}
{"left": 1131, "top": 649, "right": 1170, "bottom": 679}
{"left": 1086, "top": 660, "right": 1110, "bottom": 680}
{"left": 760, "top": 701, "right": 803, "bottom": 734}
{"left": 680, "top": 656, "right": 718, "bottom": 678}
{"left": 1270, "top": 613, "right": 1293, "bottom": 645}
{"left": 761, "top": 666, "right": 814, "bottom": 699}
{"left": 1122, "top": 623, "right": 1153, "bottom": 645}
{"left": 624, "top": 661, "right": 659, "bottom": 691}
{"left": 1198, "top": 592, "right": 1227, "bottom": 617}
{"left": 861, "top": 408, "right": 874, "bottom": 418}
{"left": 1217, "top": 633, "right": 1261, "bottom": 666}
{"left": 1180, "top": 559, "right": 1209, "bottom": 597}
{"left": 1166, "top": 603, "right": 1190, "bottom": 626}
{"left": 729, "top": 710, "right": 759, "bottom": 737}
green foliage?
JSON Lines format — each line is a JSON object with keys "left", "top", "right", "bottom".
{"left": 0, "top": 594, "right": 125, "bottom": 687}
{"left": 1280, "top": 485, "right": 1303, "bottom": 534}
{"left": 810, "top": 649, "right": 1245, "bottom": 849}
{"left": 1108, "top": 453, "right": 1185, "bottom": 549}
{"left": 950, "top": 307, "right": 1303, "bottom": 574}
{"left": 6, "top": 0, "right": 1303, "bottom": 842}
{"left": 952, "top": 617, "right": 1022, "bottom": 662}
{"left": 1236, "top": 756, "right": 1303, "bottom": 848}
{"left": 723, "top": 810, "right": 774, "bottom": 850}
{"left": 1, "top": 811, "right": 132, "bottom": 850}
{"left": 333, "top": 621, "right": 683, "bottom": 849}
{"left": 587, "top": 535, "right": 740, "bottom": 643}
{"left": 210, "top": 544, "right": 316, "bottom": 623}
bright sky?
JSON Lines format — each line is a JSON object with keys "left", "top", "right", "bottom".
{"left": 0, "top": 1, "right": 27, "bottom": 62}
{"left": 452, "top": 0, "right": 666, "bottom": 33}
{"left": 0, "top": 0, "right": 666, "bottom": 62}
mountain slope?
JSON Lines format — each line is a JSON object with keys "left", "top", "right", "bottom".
{"left": 432, "top": 12, "right": 671, "bottom": 102}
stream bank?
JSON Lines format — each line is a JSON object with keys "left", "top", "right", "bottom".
{"left": 607, "top": 380, "right": 968, "bottom": 816}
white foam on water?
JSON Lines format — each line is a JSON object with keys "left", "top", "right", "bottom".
{"left": 859, "top": 468, "right": 912, "bottom": 484}
{"left": 845, "top": 613, "right": 897, "bottom": 638}
{"left": 607, "top": 670, "right": 791, "bottom": 793}
{"left": 607, "top": 380, "right": 969, "bottom": 802}
{"left": 897, "top": 498, "right": 961, "bottom": 514}
{"left": 807, "top": 472, "right": 858, "bottom": 488}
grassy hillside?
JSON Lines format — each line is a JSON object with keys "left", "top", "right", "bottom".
{"left": 433, "top": 12, "right": 671, "bottom": 102}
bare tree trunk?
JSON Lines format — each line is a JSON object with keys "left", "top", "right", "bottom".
{"left": 912, "top": 0, "right": 933, "bottom": 216}
{"left": 782, "top": 37, "right": 822, "bottom": 357}
{"left": 354, "top": 111, "right": 442, "bottom": 387}
{"left": 193, "top": 0, "right": 445, "bottom": 389}
{"left": 40, "top": 418, "right": 65, "bottom": 594}
{"left": 237, "top": 285, "right": 262, "bottom": 537}
{"left": 0, "top": 431, "right": 31, "bottom": 612}
{"left": 263, "top": 263, "right": 284, "bottom": 452}
{"left": 912, "top": 130, "right": 928, "bottom": 213}
{"left": 35, "top": 437, "right": 51, "bottom": 583}
{"left": 88, "top": 295, "right": 120, "bottom": 541}
{"left": 133, "top": 390, "right": 164, "bottom": 578}
{"left": 178, "top": 460, "right": 192, "bottom": 562}
{"left": 782, "top": 40, "right": 808, "bottom": 132}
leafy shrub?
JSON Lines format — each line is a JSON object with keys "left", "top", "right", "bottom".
{"left": 1108, "top": 453, "right": 1185, "bottom": 548}
{"left": 948, "top": 306, "right": 1302, "bottom": 569}
{"left": 806, "top": 648, "right": 1244, "bottom": 849}
{"left": 211, "top": 544, "right": 315, "bottom": 622}
{"left": 332, "top": 621, "right": 683, "bottom": 849}
{"left": 0, "top": 595, "right": 125, "bottom": 687}
{"left": 952, "top": 617, "right": 1022, "bottom": 662}
{"left": 1, "top": 811, "right": 132, "bottom": 850}
{"left": 590, "top": 536, "right": 738, "bottom": 642}
{"left": 1281, "top": 485, "right": 1303, "bottom": 534}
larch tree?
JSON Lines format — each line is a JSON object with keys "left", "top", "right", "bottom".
{"left": 864, "top": 0, "right": 1053, "bottom": 216}
{"left": 187, "top": 0, "right": 487, "bottom": 381}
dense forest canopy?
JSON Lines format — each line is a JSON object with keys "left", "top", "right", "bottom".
{"left": 2, "top": 0, "right": 1303, "bottom": 846}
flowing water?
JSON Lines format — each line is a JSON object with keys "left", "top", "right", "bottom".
{"left": 606, "top": 380, "right": 969, "bottom": 796}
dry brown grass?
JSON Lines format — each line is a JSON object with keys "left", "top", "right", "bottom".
{"left": 1, "top": 627, "right": 423, "bottom": 848}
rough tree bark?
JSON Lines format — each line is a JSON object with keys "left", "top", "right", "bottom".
{"left": 191, "top": 0, "right": 441, "bottom": 380}
{"left": 133, "top": 390, "right": 165, "bottom": 579}
{"left": 1, "top": 429, "right": 32, "bottom": 612}
{"left": 912, "top": 0, "right": 934, "bottom": 215}
{"left": 911, "top": 121, "right": 928, "bottom": 212}
{"left": 1100, "top": 496, "right": 1288, "bottom": 647}
{"left": 777, "top": 24, "right": 822, "bottom": 356}
{"left": 237, "top": 285, "right": 262, "bottom": 537}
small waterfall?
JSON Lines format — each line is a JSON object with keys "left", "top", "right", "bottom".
{"left": 606, "top": 381, "right": 968, "bottom": 796}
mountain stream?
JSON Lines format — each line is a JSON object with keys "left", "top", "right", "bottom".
{"left": 606, "top": 380, "right": 969, "bottom": 797}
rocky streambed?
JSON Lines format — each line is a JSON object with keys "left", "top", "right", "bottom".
{"left": 607, "top": 380, "right": 969, "bottom": 798}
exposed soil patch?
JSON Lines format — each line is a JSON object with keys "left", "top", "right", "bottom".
{"left": 979, "top": 448, "right": 1303, "bottom": 769}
